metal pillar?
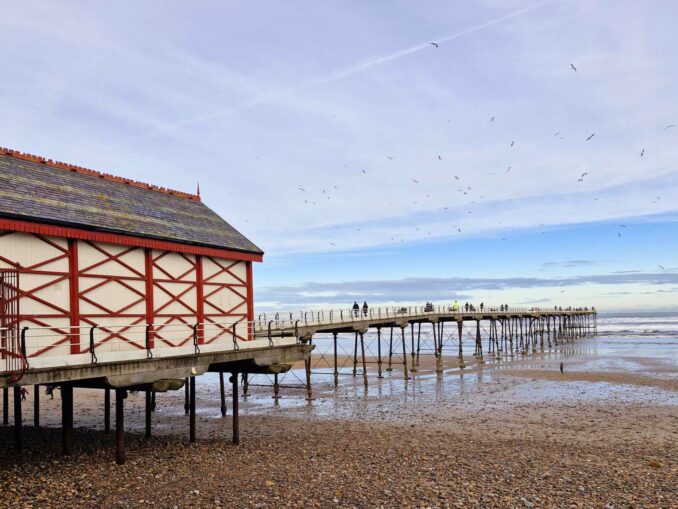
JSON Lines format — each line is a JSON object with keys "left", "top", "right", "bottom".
{"left": 433, "top": 322, "right": 442, "bottom": 375}
{"left": 184, "top": 377, "right": 190, "bottom": 415}
{"left": 189, "top": 376, "right": 196, "bottom": 443}
{"left": 386, "top": 327, "right": 394, "bottom": 371}
{"left": 305, "top": 343, "right": 314, "bottom": 400}
{"left": 476, "top": 320, "right": 483, "bottom": 363}
{"left": 416, "top": 323, "right": 421, "bottom": 366}
{"left": 333, "top": 332, "right": 339, "bottom": 386}
{"left": 13, "top": 386, "right": 22, "bottom": 451}
{"left": 273, "top": 373, "right": 280, "bottom": 399}
{"left": 219, "top": 372, "right": 227, "bottom": 417}
{"left": 457, "top": 320, "right": 465, "bottom": 369}
{"left": 352, "top": 332, "right": 358, "bottom": 376}
{"left": 115, "top": 388, "right": 125, "bottom": 465}
{"left": 243, "top": 373, "right": 249, "bottom": 397}
{"left": 230, "top": 373, "right": 239, "bottom": 445}
{"left": 2, "top": 387, "right": 8, "bottom": 426}
{"left": 400, "top": 326, "right": 409, "bottom": 380}
{"left": 409, "top": 325, "right": 417, "bottom": 372}
{"left": 104, "top": 388, "right": 111, "bottom": 435}
{"left": 359, "top": 332, "right": 368, "bottom": 389}
{"left": 376, "top": 328, "right": 383, "bottom": 378}
{"left": 145, "top": 390, "right": 152, "bottom": 439}
{"left": 33, "top": 385, "right": 40, "bottom": 428}
{"left": 61, "top": 385, "right": 73, "bottom": 456}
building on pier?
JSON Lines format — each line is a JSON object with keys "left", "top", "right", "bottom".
{"left": 0, "top": 147, "right": 263, "bottom": 380}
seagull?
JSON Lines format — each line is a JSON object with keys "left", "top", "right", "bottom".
{"left": 554, "top": 131, "right": 560, "bottom": 136}
{"left": 581, "top": 172, "right": 588, "bottom": 178}
{"left": 361, "top": 169, "right": 367, "bottom": 174}
{"left": 658, "top": 264, "right": 665, "bottom": 270}
{"left": 570, "top": 63, "right": 577, "bottom": 72}
{"left": 664, "top": 124, "right": 675, "bottom": 130}
{"left": 413, "top": 179, "right": 419, "bottom": 184}
{"left": 329, "top": 242, "right": 336, "bottom": 247}
{"left": 387, "top": 156, "right": 393, "bottom": 160}
{"left": 619, "top": 224, "right": 627, "bottom": 228}
{"left": 430, "top": 42, "right": 439, "bottom": 48}
{"left": 506, "top": 166, "right": 511, "bottom": 172}
{"left": 577, "top": 178, "right": 583, "bottom": 183}
{"left": 454, "top": 175, "right": 459, "bottom": 180}
{"left": 618, "top": 232, "right": 622, "bottom": 237}
{"left": 586, "top": 133, "right": 595, "bottom": 141}
{"left": 640, "top": 149, "right": 645, "bottom": 157}
{"left": 510, "top": 141, "right": 515, "bottom": 147}
{"left": 438, "top": 155, "right": 442, "bottom": 160}
{"left": 490, "top": 116, "right": 495, "bottom": 122}
{"left": 457, "top": 228, "right": 462, "bottom": 233}
{"left": 297, "top": 186, "right": 305, "bottom": 192}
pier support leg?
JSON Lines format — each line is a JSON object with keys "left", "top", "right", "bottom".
{"left": 476, "top": 320, "right": 484, "bottom": 363}
{"left": 400, "top": 326, "right": 409, "bottom": 380}
{"left": 145, "top": 390, "right": 152, "bottom": 440}
{"left": 33, "top": 385, "right": 40, "bottom": 428}
{"left": 13, "top": 386, "right": 22, "bottom": 451}
{"left": 333, "top": 332, "right": 339, "bottom": 386}
{"left": 115, "top": 389, "right": 126, "bottom": 465}
{"left": 243, "top": 373, "right": 249, "bottom": 397}
{"left": 409, "top": 325, "right": 417, "bottom": 373}
{"left": 457, "top": 321, "right": 465, "bottom": 369}
{"left": 386, "top": 327, "right": 394, "bottom": 371}
{"left": 61, "top": 385, "right": 73, "bottom": 456}
{"left": 184, "top": 377, "right": 190, "bottom": 416}
{"left": 219, "top": 372, "right": 227, "bottom": 417}
{"left": 230, "top": 374, "right": 239, "bottom": 446}
{"left": 416, "top": 323, "right": 421, "bottom": 366}
{"left": 104, "top": 388, "right": 111, "bottom": 435}
{"left": 359, "top": 332, "right": 368, "bottom": 389}
{"left": 2, "top": 387, "right": 8, "bottom": 426}
{"left": 189, "top": 376, "right": 196, "bottom": 443}
{"left": 151, "top": 391, "right": 156, "bottom": 412}
{"left": 305, "top": 352, "right": 314, "bottom": 401}
{"left": 352, "top": 332, "right": 358, "bottom": 376}
{"left": 376, "top": 328, "right": 383, "bottom": 378}
{"left": 434, "top": 322, "right": 442, "bottom": 376}
{"left": 273, "top": 374, "right": 280, "bottom": 399}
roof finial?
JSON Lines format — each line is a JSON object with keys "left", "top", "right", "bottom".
{"left": 196, "top": 181, "right": 201, "bottom": 197}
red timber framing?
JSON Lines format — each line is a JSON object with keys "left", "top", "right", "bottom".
{"left": 246, "top": 262, "right": 254, "bottom": 340}
{"left": 0, "top": 222, "right": 258, "bottom": 361}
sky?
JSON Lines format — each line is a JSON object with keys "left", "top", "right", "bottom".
{"left": 1, "top": 1, "right": 677, "bottom": 312}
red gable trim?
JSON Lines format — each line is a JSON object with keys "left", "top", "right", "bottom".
{"left": 0, "top": 218, "right": 263, "bottom": 263}
{"left": 0, "top": 148, "right": 200, "bottom": 201}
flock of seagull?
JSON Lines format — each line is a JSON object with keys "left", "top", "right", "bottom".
{"left": 289, "top": 44, "right": 673, "bottom": 254}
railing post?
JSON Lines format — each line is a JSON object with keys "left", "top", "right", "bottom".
{"left": 145, "top": 325, "right": 153, "bottom": 359}
{"left": 89, "top": 326, "right": 98, "bottom": 364}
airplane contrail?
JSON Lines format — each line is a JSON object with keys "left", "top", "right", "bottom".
{"left": 110, "top": 2, "right": 547, "bottom": 148}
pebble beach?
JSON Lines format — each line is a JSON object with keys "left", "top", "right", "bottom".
{"left": 1, "top": 317, "right": 676, "bottom": 508}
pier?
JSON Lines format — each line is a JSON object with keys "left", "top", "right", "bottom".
{"left": 2, "top": 304, "right": 595, "bottom": 464}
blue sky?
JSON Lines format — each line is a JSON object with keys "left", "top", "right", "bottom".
{"left": 1, "top": 1, "right": 677, "bottom": 311}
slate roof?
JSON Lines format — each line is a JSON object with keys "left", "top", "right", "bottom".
{"left": 0, "top": 149, "right": 263, "bottom": 255}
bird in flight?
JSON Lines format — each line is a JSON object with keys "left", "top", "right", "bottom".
{"left": 490, "top": 116, "right": 495, "bottom": 122}
{"left": 430, "top": 42, "right": 439, "bottom": 48}
{"left": 387, "top": 156, "right": 393, "bottom": 160}
{"left": 506, "top": 166, "right": 511, "bottom": 172}
{"left": 581, "top": 171, "right": 588, "bottom": 178}
{"left": 329, "top": 242, "right": 336, "bottom": 247}
{"left": 664, "top": 124, "right": 675, "bottom": 130}
{"left": 619, "top": 224, "right": 627, "bottom": 228}
{"left": 361, "top": 169, "right": 367, "bottom": 174}
{"left": 570, "top": 63, "right": 577, "bottom": 72}
{"left": 658, "top": 264, "right": 665, "bottom": 270}
{"left": 510, "top": 141, "right": 515, "bottom": 147}
{"left": 297, "top": 186, "right": 305, "bottom": 192}
{"left": 554, "top": 131, "right": 560, "bottom": 136}
{"left": 438, "top": 155, "right": 442, "bottom": 160}
{"left": 640, "top": 149, "right": 645, "bottom": 157}
{"left": 454, "top": 175, "right": 459, "bottom": 180}
{"left": 586, "top": 133, "right": 595, "bottom": 141}
{"left": 413, "top": 179, "right": 419, "bottom": 184}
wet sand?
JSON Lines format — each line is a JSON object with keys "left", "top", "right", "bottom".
{"left": 0, "top": 334, "right": 676, "bottom": 508}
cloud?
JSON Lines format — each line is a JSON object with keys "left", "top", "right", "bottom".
{"left": 541, "top": 259, "right": 603, "bottom": 268}
{"left": 257, "top": 271, "right": 678, "bottom": 307}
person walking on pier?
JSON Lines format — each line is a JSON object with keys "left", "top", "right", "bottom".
{"left": 464, "top": 302, "right": 469, "bottom": 312}
{"left": 480, "top": 302, "right": 484, "bottom": 312}
{"left": 452, "top": 300, "right": 459, "bottom": 312}
{"left": 352, "top": 301, "right": 359, "bottom": 317}
{"left": 362, "top": 301, "right": 369, "bottom": 317}
{"left": 20, "top": 387, "right": 29, "bottom": 401}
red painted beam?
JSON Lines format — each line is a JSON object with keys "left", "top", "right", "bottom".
{"left": 67, "top": 239, "right": 80, "bottom": 354}
{"left": 196, "top": 255, "right": 205, "bottom": 344}
{"left": 246, "top": 261, "right": 254, "bottom": 341}
{"left": 144, "top": 248, "right": 155, "bottom": 349}
{"left": 0, "top": 218, "right": 263, "bottom": 263}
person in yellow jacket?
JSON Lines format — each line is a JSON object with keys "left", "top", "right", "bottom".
{"left": 451, "top": 300, "right": 459, "bottom": 312}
